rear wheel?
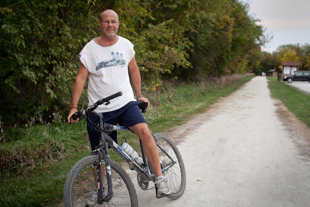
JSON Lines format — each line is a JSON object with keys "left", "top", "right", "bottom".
{"left": 154, "top": 133, "right": 186, "bottom": 200}
{"left": 64, "top": 155, "right": 138, "bottom": 207}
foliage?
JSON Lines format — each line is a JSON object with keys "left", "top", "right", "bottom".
{"left": 0, "top": 0, "right": 265, "bottom": 125}
{"left": 280, "top": 50, "right": 300, "bottom": 62}
{"left": 305, "top": 53, "right": 310, "bottom": 69}
{"left": 259, "top": 51, "right": 281, "bottom": 74}
{"left": 259, "top": 43, "right": 310, "bottom": 73}
{"left": 276, "top": 44, "right": 310, "bottom": 70}
{"left": 1, "top": 0, "right": 101, "bottom": 125}
{"left": 247, "top": 48, "right": 265, "bottom": 75}
{"left": 277, "top": 50, "right": 300, "bottom": 71}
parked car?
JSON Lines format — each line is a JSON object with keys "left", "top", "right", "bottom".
{"left": 283, "top": 71, "right": 310, "bottom": 83}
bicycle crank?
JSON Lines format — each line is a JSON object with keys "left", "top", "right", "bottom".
{"left": 137, "top": 174, "right": 149, "bottom": 190}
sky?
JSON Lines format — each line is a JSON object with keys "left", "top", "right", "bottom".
{"left": 241, "top": 0, "right": 310, "bottom": 53}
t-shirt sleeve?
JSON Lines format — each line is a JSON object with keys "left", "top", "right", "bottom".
{"left": 128, "top": 40, "right": 135, "bottom": 62}
{"left": 79, "top": 43, "right": 91, "bottom": 71}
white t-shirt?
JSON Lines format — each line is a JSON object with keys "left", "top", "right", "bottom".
{"left": 79, "top": 36, "right": 136, "bottom": 113}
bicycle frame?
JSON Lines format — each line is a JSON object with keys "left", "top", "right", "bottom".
{"left": 65, "top": 92, "right": 186, "bottom": 205}
{"left": 89, "top": 110, "right": 176, "bottom": 190}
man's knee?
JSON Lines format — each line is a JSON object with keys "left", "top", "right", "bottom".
{"left": 130, "top": 123, "right": 152, "bottom": 140}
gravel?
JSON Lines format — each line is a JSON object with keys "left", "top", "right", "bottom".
{"left": 131, "top": 76, "right": 310, "bottom": 207}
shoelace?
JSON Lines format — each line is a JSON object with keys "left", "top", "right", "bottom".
{"left": 154, "top": 177, "right": 167, "bottom": 185}
{"left": 154, "top": 172, "right": 173, "bottom": 185}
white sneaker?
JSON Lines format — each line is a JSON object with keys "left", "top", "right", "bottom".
{"left": 86, "top": 190, "right": 98, "bottom": 207}
{"left": 155, "top": 176, "right": 171, "bottom": 197}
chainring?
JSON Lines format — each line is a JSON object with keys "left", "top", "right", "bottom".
{"left": 137, "top": 174, "right": 149, "bottom": 190}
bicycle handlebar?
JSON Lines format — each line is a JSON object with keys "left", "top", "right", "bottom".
{"left": 70, "top": 91, "right": 148, "bottom": 121}
{"left": 88, "top": 91, "right": 123, "bottom": 112}
{"left": 70, "top": 91, "right": 122, "bottom": 121}
{"left": 70, "top": 112, "right": 81, "bottom": 120}
{"left": 97, "top": 91, "right": 123, "bottom": 105}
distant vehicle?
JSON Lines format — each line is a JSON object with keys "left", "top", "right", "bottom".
{"left": 283, "top": 71, "right": 310, "bottom": 83}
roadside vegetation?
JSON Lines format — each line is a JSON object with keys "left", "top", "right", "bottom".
{"left": 267, "top": 77, "right": 310, "bottom": 128}
{"left": 0, "top": 75, "right": 254, "bottom": 207}
{"left": 1, "top": 0, "right": 265, "bottom": 126}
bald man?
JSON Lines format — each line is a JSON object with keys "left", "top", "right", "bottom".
{"left": 68, "top": 9, "right": 170, "bottom": 206}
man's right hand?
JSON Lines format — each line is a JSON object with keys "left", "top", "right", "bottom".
{"left": 67, "top": 108, "right": 79, "bottom": 123}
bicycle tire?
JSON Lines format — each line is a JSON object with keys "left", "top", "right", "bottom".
{"left": 154, "top": 133, "right": 186, "bottom": 200}
{"left": 64, "top": 155, "right": 138, "bottom": 207}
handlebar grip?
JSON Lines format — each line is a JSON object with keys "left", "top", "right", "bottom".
{"left": 105, "top": 91, "right": 123, "bottom": 101}
{"left": 70, "top": 112, "right": 80, "bottom": 120}
{"left": 138, "top": 101, "right": 148, "bottom": 113}
{"left": 97, "top": 91, "right": 123, "bottom": 105}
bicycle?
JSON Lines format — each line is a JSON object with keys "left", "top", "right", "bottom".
{"left": 63, "top": 91, "right": 186, "bottom": 207}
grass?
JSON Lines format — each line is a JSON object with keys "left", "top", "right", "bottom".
{"left": 0, "top": 75, "right": 254, "bottom": 207}
{"left": 267, "top": 77, "right": 310, "bottom": 128}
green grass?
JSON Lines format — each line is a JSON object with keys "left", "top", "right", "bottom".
{"left": 0, "top": 75, "right": 254, "bottom": 207}
{"left": 0, "top": 151, "right": 89, "bottom": 207}
{"left": 267, "top": 77, "right": 310, "bottom": 128}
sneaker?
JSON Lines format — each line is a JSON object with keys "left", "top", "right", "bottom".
{"left": 86, "top": 190, "right": 98, "bottom": 207}
{"left": 155, "top": 176, "right": 171, "bottom": 198}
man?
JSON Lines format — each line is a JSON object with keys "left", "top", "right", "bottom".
{"left": 67, "top": 9, "right": 170, "bottom": 206}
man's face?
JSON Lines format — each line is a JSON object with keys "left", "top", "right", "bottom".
{"left": 100, "top": 11, "right": 120, "bottom": 38}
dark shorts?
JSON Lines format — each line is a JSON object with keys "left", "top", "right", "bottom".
{"left": 87, "top": 101, "right": 146, "bottom": 150}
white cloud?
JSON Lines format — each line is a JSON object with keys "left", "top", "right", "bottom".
{"left": 263, "top": 18, "right": 310, "bottom": 31}
{"left": 241, "top": 0, "right": 310, "bottom": 52}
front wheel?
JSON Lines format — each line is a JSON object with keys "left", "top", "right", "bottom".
{"left": 64, "top": 155, "right": 138, "bottom": 207}
{"left": 287, "top": 78, "right": 292, "bottom": 83}
{"left": 154, "top": 133, "right": 186, "bottom": 200}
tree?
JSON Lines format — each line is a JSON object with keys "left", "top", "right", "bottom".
{"left": 305, "top": 53, "right": 310, "bottom": 70}
{"left": 259, "top": 51, "right": 281, "bottom": 74}
{"left": 0, "top": 0, "right": 113, "bottom": 124}
{"left": 278, "top": 50, "right": 299, "bottom": 72}
{"left": 0, "top": 0, "right": 267, "bottom": 125}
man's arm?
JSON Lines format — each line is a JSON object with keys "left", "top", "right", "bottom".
{"left": 128, "top": 57, "right": 150, "bottom": 108}
{"left": 67, "top": 62, "right": 89, "bottom": 123}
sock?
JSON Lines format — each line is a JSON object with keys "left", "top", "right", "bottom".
{"left": 156, "top": 175, "right": 164, "bottom": 180}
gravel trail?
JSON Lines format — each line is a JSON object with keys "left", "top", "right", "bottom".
{"left": 132, "top": 76, "right": 310, "bottom": 207}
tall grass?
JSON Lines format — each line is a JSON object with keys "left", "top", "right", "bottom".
{"left": 0, "top": 74, "right": 254, "bottom": 207}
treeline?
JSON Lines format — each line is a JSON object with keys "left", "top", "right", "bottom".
{"left": 259, "top": 43, "right": 310, "bottom": 74}
{"left": 0, "top": 0, "right": 264, "bottom": 125}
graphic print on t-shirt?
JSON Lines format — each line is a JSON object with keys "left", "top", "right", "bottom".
{"left": 96, "top": 51, "right": 126, "bottom": 71}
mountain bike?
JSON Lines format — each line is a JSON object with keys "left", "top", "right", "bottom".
{"left": 63, "top": 91, "right": 186, "bottom": 207}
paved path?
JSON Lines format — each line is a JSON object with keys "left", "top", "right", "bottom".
{"left": 132, "top": 76, "right": 310, "bottom": 207}
{"left": 288, "top": 81, "right": 310, "bottom": 95}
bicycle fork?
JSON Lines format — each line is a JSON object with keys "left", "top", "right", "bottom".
{"left": 94, "top": 147, "right": 114, "bottom": 204}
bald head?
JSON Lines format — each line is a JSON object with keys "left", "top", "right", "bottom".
{"left": 99, "top": 9, "right": 119, "bottom": 22}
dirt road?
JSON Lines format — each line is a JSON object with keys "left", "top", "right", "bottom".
{"left": 132, "top": 76, "right": 310, "bottom": 207}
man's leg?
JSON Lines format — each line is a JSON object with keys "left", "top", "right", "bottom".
{"left": 129, "top": 123, "right": 171, "bottom": 197}
{"left": 129, "top": 123, "right": 162, "bottom": 177}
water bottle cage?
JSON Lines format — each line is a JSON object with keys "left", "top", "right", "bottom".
{"left": 128, "top": 159, "right": 135, "bottom": 170}
{"left": 128, "top": 156, "right": 141, "bottom": 170}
